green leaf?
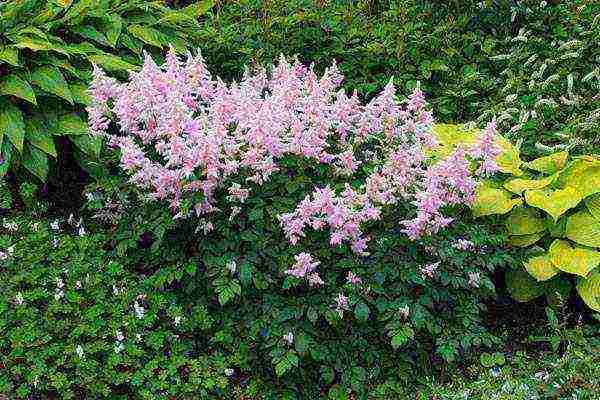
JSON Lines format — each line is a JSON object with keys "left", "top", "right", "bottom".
{"left": 507, "top": 232, "right": 544, "bottom": 247}
{"left": 505, "top": 268, "right": 545, "bottom": 303}
{"left": 354, "top": 301, "right": 370, "bottom": 322}
{"left": 585, "top": 193, "right": 600, "bottom": 220}
{"left": 495, "top": 136, "right": 522, "bottom": 176}
{"left": 577, "top": 270, "right": 600, "bottom": 312}
{"left": 0, "top": 46, "right": 19, "bottom": 66}
{"left": 0, "top": 141, "right": 15, "bottom": 177}
{"left": 0, "top": 100, "right": 25, "bottom": 152}
{"left": 0, "top": 73, "right": 36, "bottom": 105}
{"left": 25, "top": 117, "right": 56, "bottom": 157}
{"left": 71, "top": 135, "right": 101, "bottom": 158}
{"left": 30, "top": 66, "right": 73, "bottom": 104}
{"left": 505, "top": 206, "right": 546, "bottom": 236}
{"left": 526, "top": 151, "right": 569, "bottom": 175}
{"left": 503, "top": 174, "right": 555, "bottom": 195}
{"left": 549, "top": 239, "right": 600, "bottom": 277}
{"left": 556, "top": 158, "right": 600, "bottom": 198}
{"left": 524, "top": 253, "right": 559, "bottom": 281}
{"left": 565, "top": 210, "right": 600, "bottom": 248}
{"left": 88, "top": 53, "right": 138, "bottom": 72}
{"left": 52, "top": 113, "right": 88, "bottom": 136}
{"left": 524, "top": 187, "right": 583, "bottom": 221}
{"left": 128, "top": 25, "right": 166, "bottom": 48}
{"left": 22, "top": 144, "right": 49, "bottom": 181}
{"left": 472, "top": 185, "right": 522, "bottom": 217}
{"left": 71, "top": 25, "right": 110, "bottom": 46}
{"left": 103, "top": 15, "right": 123, "bottom": 47}
{"left": 69, "top": 83, "right": 92, "bottom": 106}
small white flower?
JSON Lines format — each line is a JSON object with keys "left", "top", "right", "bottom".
{"left": 56, "top": 277, "right": 64, "bottom": 289}
{"left": 75, "top": 281, "right": 82, "bottom": 290}
{"left": 116, "top": 330, "right": 125, "bottom": 342}
{"left": 68, "top": 214, "right": 74, "bottom": 225}
{"left": 0, "top": 251, "right": 7, "bottom": 261}
{"left": 224, "top": 368, "right": 235, "bottom": 377}
{"left": 50, "top": 220, "right": 60, "bottom": 231}
{"left": 115, "top": 342, "right": 124, "bottom": 354}
{"left": 133, "top": 301, "right": 145, "bottom": 319}
{"left": 15, "top": 291, "right": 24, "bottom": 305}
{"left": 75, "top": 345, "right": 84, "bottom": 359}
{"left": 52, "top": 237, "right": 59, "bottom": 248}
{"left": 226, "top": 260, "right": 237, "bottom": 274}
{"left": 174, "top": 316, "right": 183, "bottom": 327}
{"left": 7, "top": 245, "right": 15, "bottom": 255}
{"left": 32, "top": 222, "right": 39, "bottom": 231}
{"left": 283, "top": 331, "right": 294, "bottom": 345}
{"left": 54, "top": 290, "right": 64, "bottom": 301}
{"left": 78, "top": 225, "right": 86, "bottom": 236}
{"left": 85, "top": 192, "right": 95, "bottom": 202}
{"left": 399, "top": 305, "right": 410, "bottom": 319}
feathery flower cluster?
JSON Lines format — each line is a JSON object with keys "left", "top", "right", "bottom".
{"left": 89, "top": 49, "right": 499, "bottom": 258}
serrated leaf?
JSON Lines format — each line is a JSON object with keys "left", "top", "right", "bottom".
{"left": 576, "top": 270, "right": 600, "bottom": 312}
{"left": 472, "top": 185, "right": 522, "bottom": 217}
{"left": 549, "top": 239, "right": 600, "bottom": 277}
{"left": 585, "top": 193, "right": 600, "bottom": 220}
{"left": 71, "top": 134, "right": 101, "bottom": 158}
{"left": 524, "top": 187, "right": 583, "bottom": 221}
{"left": 505, "top": 268, "right": 545, "bottom": 303}
{"left": 495, "top": 135, "right": 522, "bottom": 176}
{"left": 22, "top": 144, "right": 49, "bottom": 181}
{"left": 88, "top": 53, "right": 138, "bottom": 72}
{"left": 524, "top": 254, "right": 559, "bottom": 281}
{"left": 503, "top": 174, "right": 555, "bottom": 194}
{"left": 0, "top": 46, "right": 19, "bottom": 66}
{"left": 526, "top": 151, "right": 568, "bottom": 175}
{"left": 0, "top": 73, "right": 36, "bottom": 105}
{"left": 30, "top": 66, "right": 73, "bottom": 104}
{"left": 565, "top": 210, "right": 600, "bottom": 248}
{"left": 25, "top": 117, "right": 56, "bottom": 157}
{"left": 505, "top": 206, "right": 546, "bottom": 236}
{"left": 507, "top": 232, "right": 545, "bottom": 247}
{"left": 128, "top": 25, "right": 166, "bottom": 48}
{"left": 0, "top": 100, "right": 25, "bottom": 151}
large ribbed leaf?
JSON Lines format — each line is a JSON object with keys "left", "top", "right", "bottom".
{"left": 507, "top": 232, "right": 545, "bottom": 247}
{"left": 505, "top": 206, "right": 546, "bottom": 236}
{"left": 524, "top": 254, "right": 559, "bottom": 281}
{"left": 506, "top": 268, "right": 545, "bottom": 303}
{"left": 524, "top": 187, "right": 583, "bottom": 221}
{"left": 556, "top": 158, "right": 600, "bottom": 198}
{"left": 0, "top": 99, "right": 25, "bottom": 151}
{"left": 472, "top": 185, "right": 522, "bottom": 217}
{"left": 503, "top": 174, "right": 555, "bottom": 194}
{"left": 25, "top": 117, "right": 56, "bottom": 157}
{"left": 0, "top": 73, "right": 36, "bottom": 105}
{"left": 30, "top": 66, "right": 73, "bottom": 104}
{"left": 577, "top": 271, "right": 600, "bottom": 312}
{"left": 525, "top": 151, "right": 568, "bottom": 174}
{"left": 51, "top": 113, "right": 88, "bottom": 136}
{"left": 495, "top": 136, "right": 522, "bottom": 176}
{"left": 549, "top": 239, "right": 600, "bottom": 277}
{"left": 586, "top": 194, "right": 600, "bottom": 220}
{"left": 565, "top": 210, "right": 600, "bottom": 248}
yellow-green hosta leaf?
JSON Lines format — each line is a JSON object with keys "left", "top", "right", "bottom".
{"left": 506, "top": 268, "right": 546, "bottom": 303}
{"left": 88, "top": 53, "right": 138, "bottom": 72}
{"left": 432, "top": 123, "right": 477, "bottom": 146}
{"left": 495, "top": 136, "right": 522, "bottom": 176}
{"left": 549, "top": 239, "right": 600, "bottom": 277}
{"left": 0, "top": 74, "right": 36, "bottom": 105}
{"left": 30, "top": 66, "right": 73, "bottom": 105}
{"left": 471, "top": 185, "right": 522, "bottom": 217}
{"left": 565, "top": 210, "right": 600, "bottom": 248}
{"left": 524, "top": 254, "right": 559, "bottom": 281}
{"left": 526, "top": 151, "right": 569, "bottom": 175}
{"left": 586, "top": 194, "right": 600, "bottom": 220}
{"left": 69, "top": 83, "right": 92, "bottom": 106}
{"left": 506, "top": 206, "right": 546, "bottom": 236}
{"left": 53, "top": 113, "right": 88, "bottom": 136}
{"left": 508, "top": 232, "right": 545, "bottom": 247}
{"left": 556, "top": 158, "right": 600, "bottom": 198}
{"left": 576, "top": 271, "right": 600, "bottom": 312}
{"left": 546, "top": 216, "right": 567, "bottom": 238}
{"left": 503, "top": 174, "right": 556, "bottom": 194}
{"left": 524, "top": 187, "right": 583, "bottom": 221}
{"left": 0, "top": 99, "right": 25, "bottom": 152}
{"left": 0, "top": 46, "right": 19, "bottom": 66}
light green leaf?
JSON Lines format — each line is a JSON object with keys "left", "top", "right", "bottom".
{"left": 549, "top": 239, "right": 600, "bottom": 277}
{"left": 0, "top": 46, "right": 19, "bottom": 66}
{"left": 556, "top": 158, "right": 600, "bottom": 198}
{"left": 0, "top": 141, "right": 15, "bottom": 177}
{"left": 577, "top": 270, "right": 600, "bottom": 312}
{"left": 505, "top": 206, "right": 546, "bottom": 236}
{"left": 0, "top": 73, "right": 36, "bottom": 105}
{"left": 88, "top": 53, "right": 138, "bottom": 72}
{"left": 525, "top": 151, "right": 568, "bottom": 175}
{"left": 30, "top": 66, "right": 73, "bottom": 104}
{"left": 53, "top": 113, "right": 88, "bottom": 136}
{"left": 0, "top": 100, "right": 25, "bottom": 151}
{"left": 471, "top": 185, "right": 522, "bottom": 217}
{"left": 22, "top": 144, "right": 49, "bottom": 181}
{"left": 71, "top": 135, "right": 102, "bottom": 158}
{"left": 104, "top": 15, "right": 123, "bottom": 47}
{"left": 25, "top": 117, "right": 56, "bottom": 157}
{"left": 506, "top": 268, "right": 546, "bottom": 303}
{"left": 71, "top": 25, "right": 110, "bottom": 46}
{"left": 503, "top": 174, "right": 555, "bottom": 194}
{"left": 128, "top": 25, "right": 166, "bottom": 48}
{"left": 69, "top": 83, "right": 92, "bottom": 106}
{"left": 524, "top": 254, "right": 559, "bottom": 281}
{"left": 507, "top": 232, "right": 545, "bottom": 247}
{"left": 565, "top": 210, "right": 600, "bottom": 248}
{"left": 585, "top": 193, "right": 600, "bottom": 221}
{"left": 524, "top": 187, "right": 583, "bottom": 221}
{"left": 495, "top": 135, "right": 522, "bottom": 176}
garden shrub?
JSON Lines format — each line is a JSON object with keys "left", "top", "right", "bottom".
{"left": 0, "top": 0, "right": 212, "bottom": 182}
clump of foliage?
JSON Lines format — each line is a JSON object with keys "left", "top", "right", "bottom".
{"left": 0, "top": 0, "right": 211, "bottom": 182}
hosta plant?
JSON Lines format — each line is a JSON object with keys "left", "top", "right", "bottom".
{"left": 0, "top": 0, "right": 212, "bottom": 181}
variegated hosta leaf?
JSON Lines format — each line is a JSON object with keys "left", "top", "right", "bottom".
{"left": 507, "top": 232, "right": 545, "bottom": 247}
{"left": 503, "top": 174, "right": 555, "bottom": 194}
{"left": 546, "top": 216, "right": 567, "bottom": 238}
{"left": 565, "top": 210, "right": 600, "bottom": 248}
{"left": 505, "top": 206, "right": 546, "bottom": 236}
{"left": 505, "top": 268, "right": 546, "bottom": 303}
{"left": 524, "top": 254, "right": 559, "bottom": 281}
{"left": 576, "top": 270, "right": 600, "bottom": 312}
{"left": 525, "top": 151, "right": 568, "bottom": 175}
{"left": 556, "top": 158, "right": 600, "bottom": 198}
{"left": 471, "top": 185, "right": 522, "bottom": 217}
{"left": 524, "top": 187, "right": 583, "bottom": 221}
{"left": 495, "top": 136, "right": 523, "bottom": 176}
{"left": 548, "top": 239, "right": 600, "bottom": 277}
{"left": 586, "top": 193, "right": 600, "bottom": 220}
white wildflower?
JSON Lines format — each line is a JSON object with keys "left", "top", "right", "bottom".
{"left": 116, "top": 330, "right": 125, "bottom": 342}
{"left": 174, "top": 316, "right": 183, "bottom": 327}
{"left": 283, "top": 331, "right": 294, "bottom": 345}
{"left": 15, "top": 291, "right": 24, "bottom": 305}
{"left": 50, "top": 220, "right": 60, "bottom": 231}
{"left": 399, "top": 305, "right": 410, "bottom": 319}
{"left": 75, "top": 345, "right": 84, "bottom": 359}
{"left": 133, "top": 301, "right": 145, "bottom": 319}
{"left": 224, "top": 368, "right": 235, "bottom": 377}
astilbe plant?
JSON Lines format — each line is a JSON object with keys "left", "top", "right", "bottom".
{"left": 88, "top": 48, "right": 499, "bottom": 278}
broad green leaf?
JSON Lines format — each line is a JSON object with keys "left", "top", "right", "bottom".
{"left": 545, "top": 276, "right": 572, "bottom": 308}
{"left": 103, "top": 15, "right": 123, "bottom": 47}
{"left": 503, "top": 174, "right": 555, "bottom": 194}
{"left": 53, "top": 113, "right": 88, "bottom": 136}
{"left": 128, "top": 25, "right": 166, "bottom": 48}
{"left": 524, "top": 187, "right": 583, "bottom": 221}
{"left": 354, "top": 302, "right": 370, "bottom": 322}
{"left": 0, "top": 73, "right": 36, "bottom": 105}
{"left": 71, "top": 25, "right": 110, "bottom": 46}
{"left": 585, "top": 193, "right": 600, "bottom": 220}
{"left": 12, "top": 37, "right": 55, "bottom": 52}
{"left": 0, "top": 141, "right": 15, "bottom": 177}
{"left": 0, "top": 46, "right": 19, "bottom": 66}
{"left": 526, "top": 151, "right": 568, "bottom": 175}
{"left": 507, "top": 232, "right": 544, "bottom": 247}
{"left": 505, "top": 268, "right": 545, "bottom": 303}
{"left": 495, "top": 135, "right": 522, "bottom": 176}
{"left": 556, "top": 158, "right": 600, "bottom": 198}
{"left": 25, "top": 117, "right": 56, "bottom": 157}
{"left": 471, "top": 185, "right": 522, "bottom": 217}
{"left": 88, "top": 53, "right": 138, "bottom": 72}
{"left": 0, "top": 100, "right": 25, "bottom": 151}
{"left": 60, "top": 0, "right": 93, "bottom": 24}
{"left": 71, "top": 134, "right": 102, "bottom": 158}
{"left": 549, "top": 239, "right": 600, "bottom": 277}
{"left": 565, "top": 210, "right": 600, "bottom": 248}
{"left": 30, "top": 66, "right": 73, "bottom": 104}
{"left": 546, "top": 216, "right": 567, "bottom": 238}
{"left": 524, "top": 254, "right": 559, "bottom": 281}
{"left": 505, "top": 206, "right": 546, "bottom": 236}
{"left": 22, "top": 144, "right": 49, "bottom": 181}
{"left": 159, "top": 0, "right": 214, "bottom": 24}
{"left": 576, "top": 270, "right": 600, "bottom": 312}
{"left": 69, "top": 83, "right": 92, "bottom": 106}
